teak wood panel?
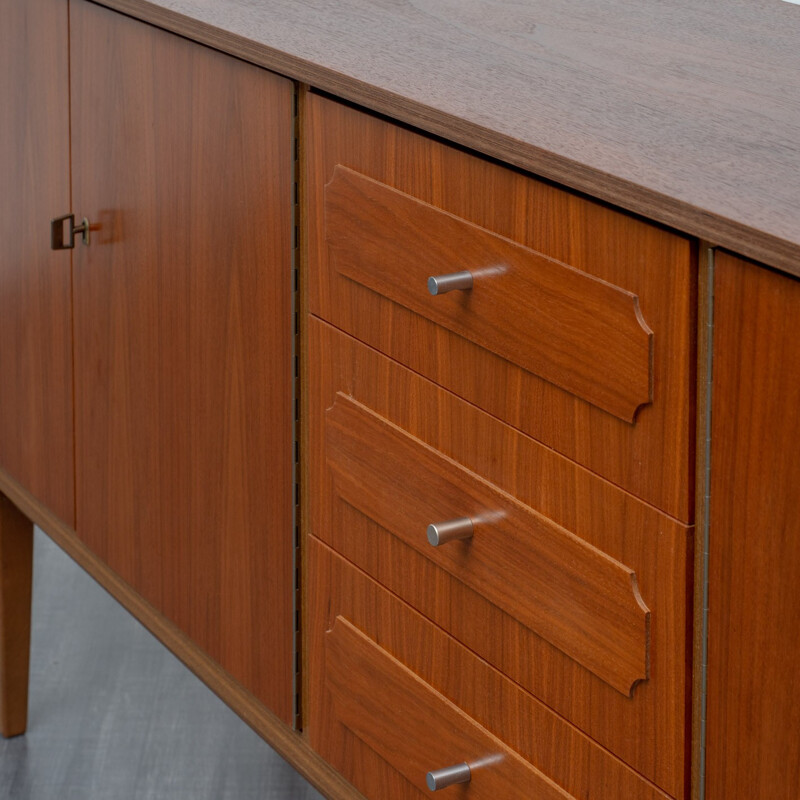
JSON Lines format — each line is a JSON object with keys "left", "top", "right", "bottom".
{"left": 0, "top": 0, "right": 74, "bottom": 526}
{"left": 308, "top": 540, "right": 674, "bottom": 800}
{"left": 0, "top": 494, "right": 34, "bottom": 738}
{"left": 325, "top": 392, "right": 649, "bottom": 695}
{"left": 307, "top": 93, "right": 695, "bottom": 521}
{"left": 70, "top": 1, "right": 294, "bottom": 722}
{"left": 308, "top": 318, "right": 691, "bottom": 798}
{"left": 705, "top": 253, "right": 800, "bottom": 799}
{"left": 325, "top": 166, "right": 653, "bottom": 422}
{"left": 325, "top": 616, "right": 572, "bottom": 800}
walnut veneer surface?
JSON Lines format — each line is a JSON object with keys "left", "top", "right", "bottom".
{"left": 306, "top": 94, "right": 696, "bottom": 522}
{"left": 93, "top": 0, "right": 799, "bottom": 276}
{"left": 308, "top": 540, "right": 675, "bottom": 800}
{"left": 70, "top": 0, "right": 296, "bottom": 723}
{"left": 4, "top": 3, "right": 798, "bottom": 800}
{"left": 0, "top": 0, "right": 74, "bottom": 526}
{"left": 308, "top": 318, "right": 691, "bottom": 797}
{"left": 706, "top": 254, "right": 800, "bottom": 798}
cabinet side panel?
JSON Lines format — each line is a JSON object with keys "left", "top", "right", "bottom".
{"left": 706, "top": 252, "right": 800, "bottom": 797}
{"left": 0, "top": 0, "right": 74, "bottom": 525}
{"left": 71, "top": 1, "right": 295, "bottom": 722}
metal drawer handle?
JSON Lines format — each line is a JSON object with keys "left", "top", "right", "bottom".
{"left": 426, "top": 763, "right": 471, "bottom": 791}
{"left": 427, "top": 517, "right": 474, "bottom": 547}
{"left": 427, "top": 270, "right": 473, "bottom": 295}
{"left": 51, "top": 213, "right": 90, "bottom": 249}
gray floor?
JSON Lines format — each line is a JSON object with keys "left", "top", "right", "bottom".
{"left": 0, "top": 529, "right": 325, "bottom": 800}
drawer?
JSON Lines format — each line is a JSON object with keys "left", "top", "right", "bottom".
{"left": 325, "top": 387, "right": 647, "bottom": 697}
{"left": 308, "top": 317, "right": 691, "bottom": 798}
{"left": 324, "top": 164, "right": 652, "bottom": 424}
{"left": 306, "top": 93, "right": 696, "bottom": 521}
{"left": 307, "top": 539, "right": 675, "bottom": 800}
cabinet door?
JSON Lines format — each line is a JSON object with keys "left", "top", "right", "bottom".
{"left": 706, "top": 252, "right": 800, "bottom": 797}
{"left": 0, "top": 0, "right": 74, "bottom": 525}
{"left": 70, "top": 1, "right": 295, "bottom": 723}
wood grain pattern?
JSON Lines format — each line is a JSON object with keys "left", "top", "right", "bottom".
{"left": 0, "top": 468, "right": 365, "bottom": 800}
{"left": 705, "top": 253, "right": 800, "bottom": 799}
{"left": 326, "top": 392, "right": 649, "bottom": 696}
{"left": 309, "top": 318, "right": 691, "bottom": 798}
{"left": 325, "top": 166, "right": 653, "bottom": 422}
{"left": 0, "top": 0, "right": 74, "bottom": 526}
{"left": 70, "top": 1, "right": 295, "bottom": 722}
{"left": 308, "top": 538, "right": 675, "bottom": 800}
{"left": 91, "top": 0, "right": 800, "bottom": 276}
{"left": 0, "top": 494, "right": 33, "bottom": 738}
{"left": 308, "top": 94, "right": 695, "bottom": 521}
{"left": 325, "top": 616, "right": 572, "bottom": 800}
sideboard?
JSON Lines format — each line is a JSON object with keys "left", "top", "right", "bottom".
{"left": 1, "top": 1, "right": 798, "bottom": 799}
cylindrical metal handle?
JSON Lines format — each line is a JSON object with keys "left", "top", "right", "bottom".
{"left": 427, "top": 517, "right": 474, "bottom": 547}
{"left": 426, "top": 763, "right": 471, "bottom": 791}
{"left": 72, "top": 217, "right": 90, "bottom": 246}
{"left": 427, "top": 270, "right": 473, "bottom": 295}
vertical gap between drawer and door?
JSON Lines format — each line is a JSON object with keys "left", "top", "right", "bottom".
{"left": 693, "top": 243, "right": 715, "bottom": 800}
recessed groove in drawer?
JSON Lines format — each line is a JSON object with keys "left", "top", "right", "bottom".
{"left": 325, "top": 166, "right": 653, "bottom": 423}
{"left": 326, "top": 391, "right": 649, "bottom": 696}
{"left": 325, "top": 615, "right": 572, "bottom": 800}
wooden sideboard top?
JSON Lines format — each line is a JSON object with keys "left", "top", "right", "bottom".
{"left": 97, "top": 0, "right": 800, "bottom": 277}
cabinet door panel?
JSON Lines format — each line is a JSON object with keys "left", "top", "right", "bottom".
{"left": 0, "top": 0, "right": 74, "bottom": 525}
{"left": 706, "top": 252, "right": 800, "bottom": 797}
{"left": 71, "top": 1, "right": 294, "bottom": 722}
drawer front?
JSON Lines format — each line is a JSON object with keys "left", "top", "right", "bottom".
{"left": 325, "top": 390, "right": 648, "bottom": 697}
{"left": 309, "top": 318, "right": 691, "bottom": 798}
{"left": 307, "top": 93, "right": 695, "bottom": 521}
{"left": 308, "top": 540, "right": 675, "bottom": 800}
{"left": 325, "top": 165, "right": 652, "bottom": 423}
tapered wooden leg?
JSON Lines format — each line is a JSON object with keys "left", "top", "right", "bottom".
{"left": 0, "top": 493, "right": 33, "bottom": 737}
